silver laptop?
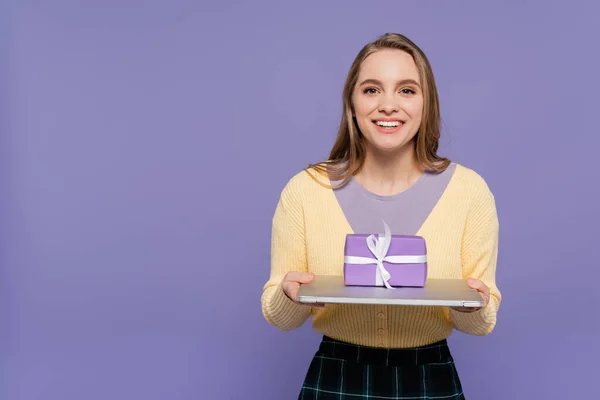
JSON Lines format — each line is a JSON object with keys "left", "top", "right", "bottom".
{"left": 296, "top": 275, "right": 484, "bottom": 308}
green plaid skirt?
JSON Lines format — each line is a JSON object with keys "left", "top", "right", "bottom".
{"left": 298, "top": 336, "right": 464, "bottom": 399}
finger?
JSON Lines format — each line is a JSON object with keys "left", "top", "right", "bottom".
{"left": 282, "top": 281, "right": 301, "bottom": 302}
{"left": 283, "top": 283, "right": 324, "bottom": 307}
{"left": 467, "top": 278, "right": 489, "bottom": 295}
{"left": 284, "top": 271, "right": 315, "bottom": 284}
{"left": 451, "top": 306, "right": 481, "bottom": 313}
{"left": 465, "top": 278, "right": 490, "bottom": 308}
{"left": 481, "top": 291, "right": 490, "bottom": 307}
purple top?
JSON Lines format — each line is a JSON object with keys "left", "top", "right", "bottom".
{"left": 331, "top": 163, "right": 456, "bottom": 235}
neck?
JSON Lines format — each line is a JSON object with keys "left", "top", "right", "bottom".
{"left": 355, "top": 141, "right": 424, "bottom": 196}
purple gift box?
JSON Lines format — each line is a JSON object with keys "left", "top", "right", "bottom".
{"left": 343, "top": 225, "right": 428, "bottom": 288}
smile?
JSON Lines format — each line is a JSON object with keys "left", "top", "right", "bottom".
{"left": 374, "top": 121, "right": 403, "bottom": 127}
{"left": 372, "top": 119, "right": 404, "bottom": 133}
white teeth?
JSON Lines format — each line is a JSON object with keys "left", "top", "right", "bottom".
{"left": 375, "top": 121, "right": 402, "bottom": 127}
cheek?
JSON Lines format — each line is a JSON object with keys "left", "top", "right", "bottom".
{"left": 407, "top": 100, "right": 424, "bottom": 121}
{"left": 353, "top": 97, "right": 377, "bottom": 118}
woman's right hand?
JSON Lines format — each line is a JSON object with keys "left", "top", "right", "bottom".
{"left": 282, "top": 272, "right": 324, "bottom": 307}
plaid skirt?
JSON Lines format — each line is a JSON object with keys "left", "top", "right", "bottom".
{"left": 298, "top": 336, "right": 464, "bottom": 399}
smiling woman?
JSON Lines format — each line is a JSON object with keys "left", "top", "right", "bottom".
{"left": 261, "top": 33, "right": 500, "bottom": 400}
{"left": 306, "top": 33, "right": 450, "bottom": 191}
{"left": 355, "top": 53, "right": 423, "bottom": 147}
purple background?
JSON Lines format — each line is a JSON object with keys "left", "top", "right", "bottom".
{"left": 2, "top": 1, "right": 599, "bottom": 399}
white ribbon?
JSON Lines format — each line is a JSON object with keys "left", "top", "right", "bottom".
{"left": 344, "top": 220, "right": 427, "bottom": 289}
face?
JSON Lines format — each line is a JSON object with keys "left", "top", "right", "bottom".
{"left": 351, "top": 49, "right": 424, "bottom": 154}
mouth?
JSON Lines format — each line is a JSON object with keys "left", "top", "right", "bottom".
{"left": 372, "top": 119, "right": 404, "bottom": 133}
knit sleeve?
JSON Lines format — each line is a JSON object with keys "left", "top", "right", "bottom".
{"left": 450, "top": 175, "right": 502, "bottom": 336}
{"left": 261, "top": 175, "right": 312, "bottom": 331}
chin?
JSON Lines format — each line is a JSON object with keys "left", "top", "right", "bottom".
{"left": 369, "top": 136, "right": 414, "bottom": 154}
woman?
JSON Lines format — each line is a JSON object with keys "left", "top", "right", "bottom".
{"left": 261, "top": 33, "right": 500, "bottom": 399}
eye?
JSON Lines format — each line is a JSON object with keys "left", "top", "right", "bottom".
{"left": 363, "top": 87, "right": 378, "bottom": 94}
{"left": 400, "top": 88, "right": 416, "bottom": 94}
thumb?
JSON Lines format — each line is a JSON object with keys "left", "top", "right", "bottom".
{"left": 298, "top": 272, "right": 315, "bottom": 283}
{"left": 467, "top": 278, "right": 487, "bottom": 292}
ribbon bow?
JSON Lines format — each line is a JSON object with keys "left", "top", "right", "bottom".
{"left": 344, "top": 220, "right": 427, "bottom": 289}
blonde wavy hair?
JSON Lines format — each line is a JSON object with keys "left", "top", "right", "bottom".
{"left": 306, "top": 33, "right": 450, "bottom": 187}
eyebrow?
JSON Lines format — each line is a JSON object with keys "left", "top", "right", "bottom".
{"left": 358, "top": 78, "right": 421, "bottom": 87}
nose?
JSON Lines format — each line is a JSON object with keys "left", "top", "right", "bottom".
{"left": 378, "top": 96, "right": 399, "bottom": 114}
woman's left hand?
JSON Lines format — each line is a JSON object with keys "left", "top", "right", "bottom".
{"left": 451, "top": 278, "right": 490, "bottom": 313}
